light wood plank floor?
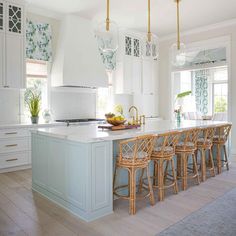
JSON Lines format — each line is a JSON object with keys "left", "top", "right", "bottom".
{"left": 1, "top": 160, "right": 236, "bottom": 236}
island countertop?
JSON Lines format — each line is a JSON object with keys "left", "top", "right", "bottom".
{"left": 31, "top": 120, "right": 229, "bottom": 143}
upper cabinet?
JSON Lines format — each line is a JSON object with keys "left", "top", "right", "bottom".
{"left": 114, "top": 31, "right": 158, "bottom": 95}
{"left": 0, "top": 0, "right": 25, "bottom": 89}
{"left": 51, "top": 15, "right": 108, "bottom": 88}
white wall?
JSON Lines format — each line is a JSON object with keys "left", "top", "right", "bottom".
{"left": 158, "top": 23, "right": 236, "bottom": 154}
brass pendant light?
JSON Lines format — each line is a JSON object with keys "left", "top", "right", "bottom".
{"left": 95, "top": 0, "right": 118, "bottom": 53}
{"left": 144, "top": 0, "right": 158, "bottom": 59}
{"left": 171, "top": 0, "right": 186, "bottom": 66}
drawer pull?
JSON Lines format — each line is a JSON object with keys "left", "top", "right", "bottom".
{"left": 5, "top": 144, "right": 18, "bottom": 147}
{"left": 5, "top": 132, "right": 18, "bottom": 135}
{"left": 6, "top": 158, "right": 18, "bottom": 162}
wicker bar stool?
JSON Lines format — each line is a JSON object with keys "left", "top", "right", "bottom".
{"left": 150, "top": 131, "right": 181, "bottom": 201}
{"left": 213, "top": 124, "right": 232, "bottom": 174}
{"left": 176, "top": 128, "right": 200, "bottom": 191}
{"left": 196, "top": 127, "right": 216, "bottom": 182}
{"left": 113, "top": 135, "right": 155, "bottom": 215}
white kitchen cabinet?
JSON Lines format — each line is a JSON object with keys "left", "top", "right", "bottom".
{"left": 142, "top": 59, "right": 158, "bottom": 95}
{"left": 0, "top": 0, "right": 25, "bottom": 89}
{"left": 114, "top": 33, "right": 142, "bottom": 94}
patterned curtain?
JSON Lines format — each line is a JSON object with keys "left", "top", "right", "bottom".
{"left": 26, "top": 19, "right": 52, "bottom": 62}
{"left": 194, "top": 70, "right": 209, "bottom": 115}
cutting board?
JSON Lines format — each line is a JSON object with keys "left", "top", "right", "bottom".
{"left": 98, "top": 124, "right": 141, "bottom": 131}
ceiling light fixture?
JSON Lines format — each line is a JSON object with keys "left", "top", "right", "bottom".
{"left": 144, "top": 0, "right": 158, "bottom": 59}
{"left": 95, "top": 0, "right": 118, "bottom": 53}
{"left": 171, "top": 0, "right": 186, "bottom": 67}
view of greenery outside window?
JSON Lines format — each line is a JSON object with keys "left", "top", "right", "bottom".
{"left": 25, "top": 60, "right": 48, "bottom": 117}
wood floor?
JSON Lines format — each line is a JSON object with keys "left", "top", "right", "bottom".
{"left": 1, "top": 160, "right": 236, "bottom": 236}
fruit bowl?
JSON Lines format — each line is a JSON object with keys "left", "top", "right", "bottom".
{"left": 106, "top": 118, "right": 126, "bottom": 126}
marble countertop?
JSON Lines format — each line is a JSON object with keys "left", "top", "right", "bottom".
{"left": 31, "top": 120, "right": 230, "bottom": 143}
{"left": 0, "top": 121, "right": 65, "bottom": 130}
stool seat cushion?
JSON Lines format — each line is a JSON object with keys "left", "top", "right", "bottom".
{"left": 197, "top": 138, "right": 212, "bottom": 146}
{"left": 153, "top": 146, "right": 174, "bottom": 155}
{"left": 122, "top": 151, "right": 148, "bottom": 159}
{"left": 176, "top": 141, "right": 195, "bottom": 151}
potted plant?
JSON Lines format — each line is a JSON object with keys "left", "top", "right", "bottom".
{"left": 25, "top": 90, "right": 41, "bottom": 124}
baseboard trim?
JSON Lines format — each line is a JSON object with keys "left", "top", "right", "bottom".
{"left": 0, "top": 164, "right": 31, "bottom": 173}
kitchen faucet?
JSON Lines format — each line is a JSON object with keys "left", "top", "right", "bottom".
{"left": 129, "top": 106, "right": 139, "bottom": 125}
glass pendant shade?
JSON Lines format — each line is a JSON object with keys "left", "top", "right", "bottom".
{"left": 143, "top": 33, "right": 158, "bottom": 59}
{"left": 95, "top": 20, "right": 119, "bottom": 53}
{"left": 171, "top": 42, "right": 186, "bottom": 67}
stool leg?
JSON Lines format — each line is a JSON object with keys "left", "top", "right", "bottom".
{"left": 216, "top": 144, "right": 222, "bottom": 174}
{"left": 129, "top": 168, "right": 136, "bottom": 215}
{"left": 177, "top": 154, "right": 182, "bottom": 178}
{"left": 158, "top": 159, "right": 164, "bottom": 201}
{"left": 223, "top": 144, "right": 229, "bottom": 171}
{"left": 113, "top": 165, "right": 117, "bottom": 194}
{"left": 209, "top": 149, "right": 216, "bottom": 177}
{"left": 164, "top": 160, "right": 170, "bottom": 184}
{"left": 192, "top": 153, "right": 200, "bottom": 185}
{"left": 138, "top": 168, "right": 145, "bottom": 193}
{"left": 153, "top": 161, "right": 158, "bottom": 186}
{"left": 146, "top": 165, "right": 155, "bottom": 205}
{"left": 201, "top": 149, "right": 207, "bottom": 182}
{"left": 171, "top": 158, "right": 178, "bottom": 194}
{"left": 182, "top": 154, "right": 188, "bottom": 191}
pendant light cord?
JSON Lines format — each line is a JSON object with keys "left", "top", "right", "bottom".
{"left": 147, "top": 0, "right": 151, "bottom": 42}
{"left": 176, "top": 0, "right": 180, "bottom": 50}
{"left": 106, "top": 0, "right": 110, "bottom": 31}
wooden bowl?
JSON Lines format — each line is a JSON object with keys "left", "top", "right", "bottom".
{"left": 106, "top": 119, "right": 126, "bottom": 126}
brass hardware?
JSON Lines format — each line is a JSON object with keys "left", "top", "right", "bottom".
{"left": 129, "top": 106, "right": 139, "bottom": 125}
{"left": 147, "top": 0, "right": 151, "bottom": 42}
{"left": 106, "top": 0, "right": 110, "bottom": 31}
{"left": 174, "top": 0, "right": 181, "bottom": 50}
{"left": 6, "top": 158, "right": 18, "bottom": 162}
{"left": 139, "top": 115, "right": 146, "bottom": 125}
{"left": 5, "top": 144, "right": 18, "bottom": 147}
{"left": 5, "top": 132, "right": 17, "bottom": 135}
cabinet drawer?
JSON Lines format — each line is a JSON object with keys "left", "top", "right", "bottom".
{"left": 0, "top": 129, "right": 30, "bottom": 139}
{"left": 0, "top": 138, "right": 29, "bottom": 153}
{"left": 0, "top": 152, "right": 29, "bottom": 169}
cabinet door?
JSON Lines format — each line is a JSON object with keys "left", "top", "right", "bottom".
{"left": 0, "top": 1, "right": 4, "bottom": 87}
{"left": 142, "top": 59, "right": 153, "bottom": 94}
{"left": 5, "top": 2, "right": 24, "bottom": 88}
{"left": 0, "top": 32, "right": 4, "bottom": 87}
{"left": 132, "top": 57, "right": 142, "bottom": 94}
{"left": 5, "top": 33, "right": 24, "bottom": 88}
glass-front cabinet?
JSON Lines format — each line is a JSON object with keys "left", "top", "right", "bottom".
{"left": 0, "top": 0, "right": 25, "bottom": 89}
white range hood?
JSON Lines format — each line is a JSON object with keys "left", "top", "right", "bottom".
{"left": 51, "top": 15, "right": 108, "bottom": 88}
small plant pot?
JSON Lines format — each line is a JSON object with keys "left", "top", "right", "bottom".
{"left": 31, "top": 116, "right": 39, "bottom": 124}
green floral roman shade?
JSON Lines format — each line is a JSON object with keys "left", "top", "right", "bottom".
{"left": 26, "top": 19, "right": 52, "bottom": 62}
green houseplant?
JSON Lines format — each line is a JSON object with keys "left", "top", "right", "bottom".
{"left": 25, "top": 89, "right": 41, "bottom": 124}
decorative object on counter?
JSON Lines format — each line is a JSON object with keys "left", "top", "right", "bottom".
{"left": 171, "top": 0, "right": 186, "bottom": 67}
{"left": 95, "top": 0, "right": 118, "bottom": 54}
{"left": 114, "top": 104, "right": 124, "bottom": 116}
{"left": 143, "top": 0, "right": 158, "bottom": 59}
{"left": 174, "top": 90, "right": 192, "bottom": 123}
{"left": 105, "top": 112, "right": 115, "bottom": 119}
{"left": 42, "top": 109, "right": 52, "bottom": 123}
{"left": 106, "top": 116, "right": 126, "bottom": 126}
{"left": 25, "top": 89, "right": 41, "bottom": 124}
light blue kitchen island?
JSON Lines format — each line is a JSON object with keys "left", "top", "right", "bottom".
{"left": 31, "top": 120, "right": 229, "bottom": 222}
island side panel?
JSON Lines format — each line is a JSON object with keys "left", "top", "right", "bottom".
{"left": 31, "top": 133, "right": 113, "bottom": 222}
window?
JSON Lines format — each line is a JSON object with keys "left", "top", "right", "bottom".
{"left": 96, "top": 73, "right": 113, "bottom": 118}
{"left": 25, "top": 60, "right": 49, "bottom": 114}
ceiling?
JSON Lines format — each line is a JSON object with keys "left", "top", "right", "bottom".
{"left": 27, "top": 0, "right": 236, "bottom": 37}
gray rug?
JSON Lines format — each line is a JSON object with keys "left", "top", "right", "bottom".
{"left": 158, "top": 188, "right": 236, "bottom": 236}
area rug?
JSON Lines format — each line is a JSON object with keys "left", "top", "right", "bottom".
{"left": 157, "top": 188, "right": 236, "bottom": 236}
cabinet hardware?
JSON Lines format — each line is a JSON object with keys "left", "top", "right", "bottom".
{"left": 5, "top": 132, "right": 17, "bottom": 135}
{"left": 3, "top": 85, "right": 9, "bottom": 88}
{"left": 5, "top": 144, "right": 18, "bottom": 147}
{"left": 6, "top": 158, "right": 18, "bottom": 162}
